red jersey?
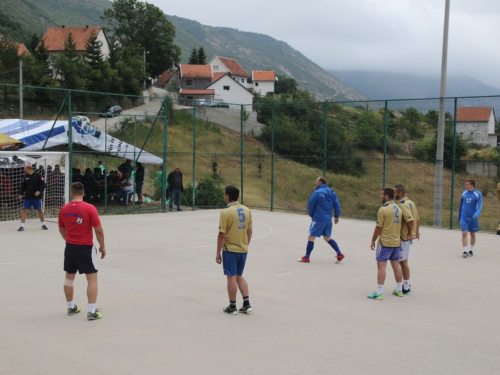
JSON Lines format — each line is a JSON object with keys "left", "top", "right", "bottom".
{"left": 58, "top": 201, "right": 101, "bottom": 245}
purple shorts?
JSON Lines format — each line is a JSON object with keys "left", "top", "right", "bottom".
{"left": 23, "top": 199, "right": 42, "bottom": 210}
{"left": 375, "top": 245, "right": 401, "bottom": 262}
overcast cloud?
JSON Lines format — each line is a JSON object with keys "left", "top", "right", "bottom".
{"left": 150, "top": 0, "right": 500, "bottom": 88}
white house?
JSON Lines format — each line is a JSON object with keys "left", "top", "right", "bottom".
{"left": 208, "top": 56, "right": 251, "bottom": 89}
{"left": 207, "top": 73, "right": 254, "bottom": 109}
{"left": 252, "top": 70, "right": 276, "bottom": 96}
{"left": 455, "top": 107, "right": 497, "bottom": 147}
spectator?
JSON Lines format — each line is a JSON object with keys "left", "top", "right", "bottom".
{"left": 122, "top": 172, "right": 134, "bottom": 205}
{"left": 135, "top": 162, "right": 145, "bottom": 204}
{"left": 81, "top": 168, "right": 95, "bottom": 201}
{"left": 167, "top": 165, "right": 183, "bottom": 211}
{"left": 156, "top": 165, "right": 168, "bottom": 202}
{"left": 97, "top": 161, "right": 105, "bottom": 174}
{"left": 118, "top": 160, "right": 133, "bottom": 177}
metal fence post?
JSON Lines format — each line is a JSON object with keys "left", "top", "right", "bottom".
{"left": 450, "top": 97, "right": 458, "bottom": 229}
{"left": 271, "top": 103, "right": 275, "bottom": 212}
{"left": 240, "top": 104, "right": 244, "bottom": 204}
{"left": 383, "top": 101, "right": 388, "bottom": 187}
{"left": 192, "top": 101, "right": 196, "bottom": 210}
{"left": 323, "top": 101, "right": 327, "bottom": 177}
{"left": 68, "top": 91, "right": 73, "bottom": 188}
{"left": 163, "top": 99, "right": 168, "bottom": 212}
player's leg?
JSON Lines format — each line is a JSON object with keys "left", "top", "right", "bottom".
{"left": 63, "top": 244, "right": 80, "bottom": 315}
{"left": 235, "top": 254, "right": 251, "bottom": 313}
{"left": 399, "top": 241, "right": 411, "bottom": 294}
{"left": 324, "top": 229, "right": 344, "bottom": 261}
{"left": 35, "top": 200, "right": 47, "bottom": 229}
{"left": 460, "top": 218, "right": 470, "bottom": 257}
{"left": 85, "top": 272, "right": 101, "bottom": 320}
{"left": 222, "top": 251, "right": 238, "bottom": 314}
{"left": 64, "top": 272, "right": 77, "bottom": 303}
{"left": 299, "top": 221, "right": 322, "bottom": 262}
{"left": 368, "top": 260, "right": 387, "bottom": 300}
{"left": 469, "top": 231, "right": 476, "bottom": 256}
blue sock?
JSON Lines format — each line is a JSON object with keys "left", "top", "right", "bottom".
{"left": 305, "top": 241, "right": 314, "bottom": 258}
{"left": 328, "top": 239, "right": 341, "bottom": 255}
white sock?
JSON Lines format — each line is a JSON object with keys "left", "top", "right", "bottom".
{"left": 20, "top": 223, "right": 25, "bottom": 228}
{"left": 88, "top": 304, "right": 96, "bottom": 313}
{"left": 470, "top": 246, "right": 474, "bottom": 251}
{"left": 463, "top": 247, "right": 468, "bottom": 252}
{"left": 41, "top": 222, "right": 45, "bottom": 226}
{"left": 67, "top": 301, "right": 75, "bottom": 309}
{"left": 377, "top": 285, "right": 384, "bottom": 294}
{"left": 404, "top": 280, "right": 410, "bottom": 289}
{"left": 396, "top": 282, "right": 403, "bottom": 292}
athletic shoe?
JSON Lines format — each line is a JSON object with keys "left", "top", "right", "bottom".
{"left": 462, "top": 251, "right": 468, "bottom": 258}
{"left": 402, "top": 287, "right": 411, "bottom": 295}
{"left": 41, "top": 225, "right": 48, "bottom": 230}
{"left": 177, "top": 208, "right": 183, "bottom": 211}
{"left": 336, "top": 253, "right": 345, "bottom": 262}
{"left": 223, "top": 305, "right": 238, "bottom": 315}
{"left": 17, "top": 226, "right": 24, "bottom": 232}
{"left": 367, "top": 292, "right": 384, "bottom": 300}
{"left": 87, "top": 310, "right": 102, "bottom": 321}
{"left": 68, "top": 305, "right": 81, "bottom": 316}
{"left": 239, "top": 305, "right": 252, "bottom": 313}
{"left": 468, "top": 251, "right": 474, "bottom": 257}
{"left": 298, "top": 256, "right": 310, "bottom": 263}
{"left": 392, "top": 290, "right": 404, "bottom": 297}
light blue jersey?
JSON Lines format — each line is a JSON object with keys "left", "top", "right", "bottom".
{"left": 458, "top": 189, "right": 482, "bottom": 220}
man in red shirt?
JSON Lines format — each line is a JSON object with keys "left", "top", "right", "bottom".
{"left": 58, "top": 182, "right": 106, "bottom": 321}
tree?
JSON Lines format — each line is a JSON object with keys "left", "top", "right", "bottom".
{"left": 52, "top": 32, "right": 85, "bottom": 90}
{"left": 102, "top": 0, "right": 181, "bottom": 78}
{"left": 188, "top": 47, "right": 198, "bottom": 64}
{"left": 275, "top": 74, "right": 298, "bottom": 94}
{"left": 197, "top": 47, "right": 207, "bottom": 64}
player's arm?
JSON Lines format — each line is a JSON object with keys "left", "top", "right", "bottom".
{"left": 333, "top": 196, "right": 341, "bottom": 224}
{"left": 94, "top": 225, "right": 106, "bottom": 259}
{"left": 59, "top": 227, "right": 67, "bottom": 241}
{"left": 371, "top": 226, "right": 382, "bottom": 250}
{"left": 457, "top": 196, "right": 464, "bottom": 222}
{"left": 474, "top": 193, "right": 483, "bottom": 219}
{"left": 38, "top": 174, "right": 46, "bottom": 195}
{"left": 307, "top": 193, "right": 317, "bottom": 218}
{"left": 216, "top": 232, "right": 226, "bottom": 264}
{"left": 247, "top": 228, "right": 252, "bottom": 245}
{"left": 18, "top": 178, "right": 26, "bottom": 199}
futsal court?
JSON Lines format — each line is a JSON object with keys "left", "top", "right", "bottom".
{"left": 1, "top": 209, "right": 499, "bottom": 375}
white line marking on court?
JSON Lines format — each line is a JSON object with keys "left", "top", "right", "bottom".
{"left": 277, "top": 272, "right": 292, "bottom": 277}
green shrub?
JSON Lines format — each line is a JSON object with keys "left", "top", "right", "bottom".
{"left": 183, "top": 177, "right": 226, "bottom": 208}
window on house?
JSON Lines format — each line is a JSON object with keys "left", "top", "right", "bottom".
{"left": 186, "top": 79, "right": 193, "bottom": 86}
{"left": 223, "top": 86, "right": 230, "bottom": 90}
{"left": 241, "top": 79, "right": 244, "bottom": 83}
{"left": 213, "top": 65, "right": 218, "bottom": 71}
{"left": 255, "top": 82, "right": 259, "bottom": 86}
{"left": 187, "top": 96, "right": 193, "bottom": 100}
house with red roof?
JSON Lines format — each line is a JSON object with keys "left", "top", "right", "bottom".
{"left": 0, "top": 34, "right": 30, "bottom": 56}
{"left": 209, "top": 56, "right": 251, "bottom": 89}
{"left": 455, "top": 107, "right": 497, "bottom": 147}
{"left": 40, "top": 26, "right": 110, "bottom": 62}
{"left": 207, "top": 72, "right": 253, "bottom": 108}
{"left": 252, "top": 70, "right": 276, "bottom": 96}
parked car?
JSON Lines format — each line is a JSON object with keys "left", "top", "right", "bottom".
{"left": 199, "top": 100, "right": 229, "bottom": 108}
{"left": 99, "top": 105, "right": 122, "bottom": 118}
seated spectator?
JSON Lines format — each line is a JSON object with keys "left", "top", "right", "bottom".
{"left": 72, "top": 168, "right": 83, "bottom": 183}
{"left": 121, "top": 171, "right": 134, "bottom": 205}
{"left": 81, "top": 168, "right": 95, "bottom": 201}
{"left": 92, "top": 168, "right": 105, "bottom": 184}
{"left": 143, "top": 193, "right": 153, "bottom": 203}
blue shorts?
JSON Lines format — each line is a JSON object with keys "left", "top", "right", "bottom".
{"left": 309, "top": 220, "right": 332, "bottom": 237}
{"left": 460, "top": 217, "right": 479, "bottom": 233}
{"left": 222, "top": 251, "right": 247, "bottom": 276}
{"left": 375, "top": 245, "right": 401, "bottom": 262}
{"left": 23, "top": 199, "right": 42, "bottom": 210}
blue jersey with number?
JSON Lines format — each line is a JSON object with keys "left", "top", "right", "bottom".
{"left": 458, "top": 190, "right": 482, "bottom": 220}
{"left": 308, "top": 184, "right": 341, "bottom": 222}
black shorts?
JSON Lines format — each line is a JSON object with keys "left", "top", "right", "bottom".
{"left": 64, "top": 243, "right": 98, "bottom": 274}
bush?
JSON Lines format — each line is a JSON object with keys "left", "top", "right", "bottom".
{"left": 182, "top": 177, "right": 226, "bottom": 208}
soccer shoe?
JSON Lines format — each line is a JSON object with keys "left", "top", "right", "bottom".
{"left": 41, "top": 225, "right": 48, "bottom": 230}
{"left": 17, "top": 226, "right": 24, "bottom": 232}
{"left": 239, "top": 305, "right": 252, "bottom": 313}
{"left": 336, "top": 253, "right": 345, "bottom": 262}
{"left": 177, "top": 208, "right": 183, "bottom": 211}
{"left": 392, "top": 290, "right": 404, "bottom": 297}
{"left": 223, "top": 305, "right": 238, "bottom": 315}
{"left": 462, "top": 251, "right": 468, "bottom": 258}
{"left": 68, "top": 305, "right": 81, "bottom": 316}
{"left": 367, "top": 292, "right": 384, "bottom": 300}
{"left": 402, "top": 287, "right": 411, "bottom": 295}
{"left": 87, "top": 310, "right": 102, "bottom": 321}
{"left": 468, "top": 251, "right": 474, "bottom": 257}
{"left": 298, "top": 256, "right": 310, "bottom": 263}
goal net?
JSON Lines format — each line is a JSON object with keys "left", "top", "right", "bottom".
{"left": 0, "top": 151, "right": 69, "bottom": 222}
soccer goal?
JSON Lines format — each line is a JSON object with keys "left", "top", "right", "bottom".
{"left": 0, "top": 151, "right": 69, "bottom": 222}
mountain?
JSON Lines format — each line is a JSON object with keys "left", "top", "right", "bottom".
{"left": 327, "top": 70, "right": 500, "bottom": 101}
{"left": 0, "top": 0, "right": 369, "bottom": 102}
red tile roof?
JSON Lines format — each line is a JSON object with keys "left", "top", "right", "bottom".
{"left": 180, "top": 89, "right": 215, "bottom": 95}
{"left": 0, "top": 34, "right": 30, "bottom": 56}
{"left": 156, "top": 69, "right": 175, "bottom": 86}
{"left": 180, "top": 64, "right": 212, "bottom": 78}
{"left": 253, "top": 71, "right": 275, "bottom": 81}
{"left": 456, "top": 107, "right": 494, "bottom": 122}
{"left": 212, "top": 72, "right": 227, "bottom": 83}
{"left": 216, "top": 56, "right": 249, "bottom": 77}
{"left": 41, "top": 26, "right": 103, "bottom": 52}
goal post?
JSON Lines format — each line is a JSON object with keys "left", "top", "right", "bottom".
{"left": 0, "top": 151, "right": 70, "bottom": 222}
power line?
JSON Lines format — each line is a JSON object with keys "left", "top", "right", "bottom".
{"left": 0, "top": 67, "right": 20, "bottom": 75}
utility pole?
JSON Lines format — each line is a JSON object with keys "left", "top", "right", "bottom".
{"left": 19, "top": 60, "right": 23, "bottom": 119}
{"left": 434, "top": 0, "right": 451, "bottom": 227}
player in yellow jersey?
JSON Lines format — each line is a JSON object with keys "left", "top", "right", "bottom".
{"left": 368, "top": 188, "right": 403, "bottom": 300}
{"left": 394, "top": 185, "right": 420, "bottom": 295}
{"left": 216, "top": 185, "right": 253, "bottom": 315}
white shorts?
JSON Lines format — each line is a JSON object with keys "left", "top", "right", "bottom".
{"left": 400, "top": 240, "right": 412, "bottom": 261}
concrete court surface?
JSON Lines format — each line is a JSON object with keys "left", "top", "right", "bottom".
{"left": 1, "top": 209, "right": 499, "bottom": 375}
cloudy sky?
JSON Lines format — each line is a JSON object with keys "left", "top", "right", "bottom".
{"left": 150, "top": 0, "right": 500, "bottom": 88}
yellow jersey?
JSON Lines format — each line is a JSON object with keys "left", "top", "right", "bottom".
{"left": 395, "top": 197, "right": 415, "bottom": 241}
{"left": 219, "top": 202, "right": 252, "bottom": 253}
{"left": 376, "top": 200, "right": 401, "bottom": 247}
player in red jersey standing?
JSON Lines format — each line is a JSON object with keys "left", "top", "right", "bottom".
{"left": 58, "top": 182, "right": 106, "bottom": 321}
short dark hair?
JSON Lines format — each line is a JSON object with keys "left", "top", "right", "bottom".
{"left": 382, "top": 187, "right": 394, "bottom": 199}
{"left": 318, "top": 176, "right": 327, "bottom": 184}
{"left": 393, "top": 184, "right": 405, "bottom": 195}
{"left": 225, "top": 185, "right": 240, "bottom": 202}
{"left": 466, "top": 179, "right": 475, "bottom": 187}
{"left": 71, "top": 182, "right": 85, "bottom": 196}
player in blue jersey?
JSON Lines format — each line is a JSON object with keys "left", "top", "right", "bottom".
{"left": 457, "top": 180, "right": 482, "bottom": 258}
{"left": 298, "top": 176, "right": 344, "bottom": 263}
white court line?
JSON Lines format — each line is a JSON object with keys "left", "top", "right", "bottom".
{"left": 0, "top": 219, "right": 274, "bottom": 266}
{"left": 277, "top": 272, "right": 292, "bottom": 277}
